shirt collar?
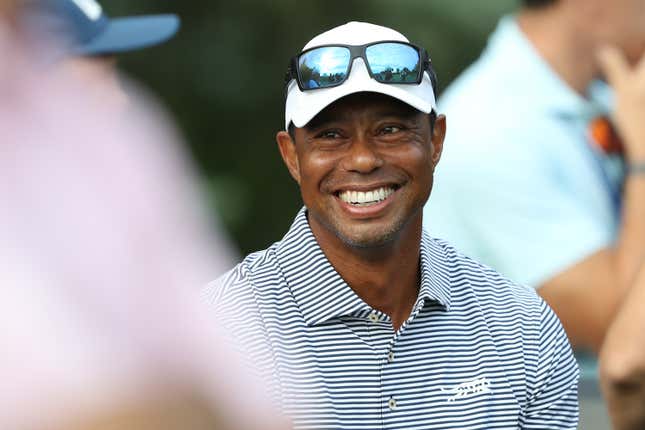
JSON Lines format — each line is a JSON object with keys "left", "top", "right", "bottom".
{"left": 276, "top": 208, "right": 451, "bottom": 326}
{"left": 486, "top": 15, "right": 612, "bottom": 120}
{"left": 418, "top": 230, "right": 452, "bottom": 312}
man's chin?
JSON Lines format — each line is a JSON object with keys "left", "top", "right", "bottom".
{"left": 335, "top": 227, "right": 399, "bottom": 249}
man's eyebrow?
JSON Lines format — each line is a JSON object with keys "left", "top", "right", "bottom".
{"left": 305, "top": 106, "right": 420, "bottom": 131}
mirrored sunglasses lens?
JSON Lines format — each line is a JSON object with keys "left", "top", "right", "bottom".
{"left": 298, "top": 47, "right": 350, "bottom": 89}
{"left": 365, "top": 43, "right": 420, "bottom": 84}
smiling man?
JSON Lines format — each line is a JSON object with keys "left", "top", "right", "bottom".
{"left": 204, "top": 22, "right": 579, "bottom": 429}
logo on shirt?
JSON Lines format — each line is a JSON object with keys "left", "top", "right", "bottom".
{"left": 441, "top": 377, "right": 492, "bottom": 403}
{"left": 71, "top": 0, "right": 103, "bottom": 21}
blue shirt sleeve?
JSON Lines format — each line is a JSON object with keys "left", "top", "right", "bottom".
{"left": 424, "top": 116, "right": 615, "bottom": 287}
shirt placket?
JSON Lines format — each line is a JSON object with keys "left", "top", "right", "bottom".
{"left": 365, "top": 299, "right": 427, "bottom": 429}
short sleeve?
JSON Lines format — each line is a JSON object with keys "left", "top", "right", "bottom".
{"left": 424, "top": 116, "right": 615, "bottom": 286}
{"left": 520, "top": 301, "right": 579, "bottom": 428}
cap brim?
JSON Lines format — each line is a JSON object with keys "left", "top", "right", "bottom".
{"left": 75, "top": 14, "right": 180, "bottom": 56}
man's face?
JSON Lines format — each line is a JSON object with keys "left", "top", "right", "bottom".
{"left": 612, "top": 0, "right": 645, "bottom": 64}
{"left": 584, "top": 0, "right": 645, "bottom": 64}
{"left": 277, "top": 93, "right": 446, "bottom": 249}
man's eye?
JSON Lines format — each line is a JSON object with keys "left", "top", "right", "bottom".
{"left": 381, "top": 126, "right": 402, "bottom": 134}
{"left": 317, "top": 130, "right": 341, "bottom": 139}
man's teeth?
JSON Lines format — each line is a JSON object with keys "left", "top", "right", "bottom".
{"left": 338, "top": 187, "right": 395, "bottom": 206}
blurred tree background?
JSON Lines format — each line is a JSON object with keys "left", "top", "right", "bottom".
{"left": 107, "top": 0, "right": 516, "bottom": 256}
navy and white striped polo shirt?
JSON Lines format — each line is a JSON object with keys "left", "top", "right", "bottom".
{"left": 204, "top": 208, "right": 579, "bottom": 429}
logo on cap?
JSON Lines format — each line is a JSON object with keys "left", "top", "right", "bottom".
{"left": 71, "top": 0, "right": 102, "bottom": 21}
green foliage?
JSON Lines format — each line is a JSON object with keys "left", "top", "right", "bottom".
{"left": 107, "top": 0, "right": 516, "bottom": 255}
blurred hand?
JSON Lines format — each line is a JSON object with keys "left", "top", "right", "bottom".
{"left": 597, "top": 45, "right": 645, "bottom": 162}
{"left": 599, "top": 263, "right": 645, "bottom": 430}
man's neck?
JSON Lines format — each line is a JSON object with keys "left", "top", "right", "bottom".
{"left": 311, "top": 219, "right": 423, "bottom": 332}
{"left": 517, "top": 8, "right": 597, "bottom": 95}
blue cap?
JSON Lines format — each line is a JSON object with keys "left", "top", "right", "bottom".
{"left": 28, "top": 0, "right": 180, "bottom": 55}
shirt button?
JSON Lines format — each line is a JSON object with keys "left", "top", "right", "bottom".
{"left": 387, "top": 351, "right": 395, "bottom": 363}
{"left": 368, "top": 311, "right": 379, "bottom": 323}
{"left": 388, "top": 397, "right": 397, "bottom": 410}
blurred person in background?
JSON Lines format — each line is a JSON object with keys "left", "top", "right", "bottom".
{"left": 205, "top": 21, "right": 579, "bottom": 429}
{"left": 21, "top": 0, "right": 180, "bottom": 108}
{"left": 0, "top": 3, "right": 287, "bottom": 430}
{"left": 423, "top": 0, "right": 645, "bottom": 426}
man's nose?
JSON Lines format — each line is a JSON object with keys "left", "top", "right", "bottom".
{"left": 339, "top": 135, "right": 384, "bottom": 174}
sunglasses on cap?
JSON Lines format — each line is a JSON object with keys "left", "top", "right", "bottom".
{"left": 285, "top": 41, "right": 435, "bottom": 91}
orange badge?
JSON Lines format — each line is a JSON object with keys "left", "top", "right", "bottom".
{"left": 589, "top": 116, "right": 623, "bottom": 155}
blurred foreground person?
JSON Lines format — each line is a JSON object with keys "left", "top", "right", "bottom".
{"left": 205, "top": 21, "right": 579, "bottom": 429}
{"left": 0, "top": 7, "right": 287, "bottom": 430}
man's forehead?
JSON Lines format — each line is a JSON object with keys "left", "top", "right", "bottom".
{"left": 305, "top": 93, "right": 421, "bottom": 128}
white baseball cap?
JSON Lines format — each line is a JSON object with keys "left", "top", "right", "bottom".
{"left": 284, "top": 21, "right": 437, "bottom": 130}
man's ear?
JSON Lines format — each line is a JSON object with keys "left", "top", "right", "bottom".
{"left": 276, "top": 130, "right": 301, "bottom": 185}
{"left": 431, "top": 114, "right": 446, "bottom": 168}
